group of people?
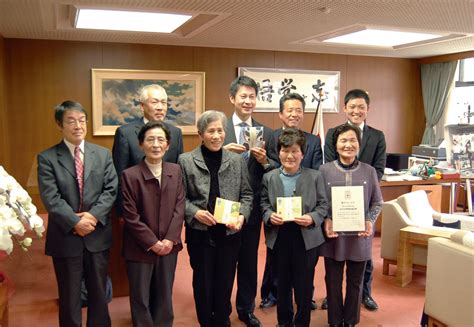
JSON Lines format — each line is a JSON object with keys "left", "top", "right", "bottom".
{"left": 37, "top": 75, "right": 386, "bottom": 327}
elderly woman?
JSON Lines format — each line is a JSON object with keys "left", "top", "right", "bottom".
{"left": 319, "top": 123, "right": 383, "bottom": 327}
{"left": 121, "top": 121, "right": 185, "bottom": 327}
{"left": 261, "top": 128, "right": 328, "bottom": 327}
{"left": 178, "top": 110, "right": 253, "bottom": 327}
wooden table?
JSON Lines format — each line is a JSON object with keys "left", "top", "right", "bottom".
{"left": 396, "top": 226, "right": 455, "bottom": 287}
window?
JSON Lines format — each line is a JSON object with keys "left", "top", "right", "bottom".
{"left": 456, "top": 58, "right": 474, "bottom": 87}
{"left": 443, "top": 58, "right": 474, "bottom": 126}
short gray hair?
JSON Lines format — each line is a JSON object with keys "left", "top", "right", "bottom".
{"left": 197, "top": 110, "right": 227, "bottom": 135}
{"left": 139, "top": 84, "right": 167, "bottom": 103}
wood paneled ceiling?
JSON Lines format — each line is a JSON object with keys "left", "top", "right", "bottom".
{"left": 0, "top": 0, "right": 473, "bottom": 59}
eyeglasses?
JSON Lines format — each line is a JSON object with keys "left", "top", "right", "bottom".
{"left": 64, "top": 119, "right": 87, "bottom": 126}
{"left": 144, "top": 136, "right": 168, "bottom": 144}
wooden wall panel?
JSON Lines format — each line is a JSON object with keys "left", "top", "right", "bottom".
{"left": 4, "top": 39, "right": 425, "bottom": 186}
{"left": 5, "top": 40, "right": 103, "bottom": 186}
{"left": 0, "top": 35, "right": 7, "bottom": 169}
{"left": 345, "top": 56, "right": 424, "bottom": 153}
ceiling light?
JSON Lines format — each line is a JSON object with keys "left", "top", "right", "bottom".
{"left": 75, "top": 9, "right": 192, "bottom": 33}
{"left": 323, "top": 28, "right": 442, "bottom": 47}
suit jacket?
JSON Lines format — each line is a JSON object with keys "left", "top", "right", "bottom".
{"left": 324, "top": 124, "right": 386, "bottom": 180}
{"left": 223, "top": 117, "right": 276, "bottom": 225}
{"left": 121, "top": 160, "right": 185, "bottom": 263}
{"left": 267, "top": 128, "right": 323, "bottom": 170}
{"left": 112, "top": 118, "right": 184, "bottom": 214}
{"left": 37, "top": 141, "right": 118, "bottom": 257}
{"left": 260, "top": 167, "right": 328, "bottom": 250}
{"left": 178, "top": 146, "right": 253, "bottom": 235}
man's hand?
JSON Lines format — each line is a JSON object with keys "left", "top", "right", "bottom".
{"left": 77, "top": 212, "right": 98, "bottom": 224}
{"left": 324, "top": 218, "right": 338, "bottom": 238}
{"left": 223, "top": 143, "right": 246, "bottom": 154}
{"left": 194, "top": 210, "right": 217, "bottom": 226}
{"left": 226, "top": 215, "right": 244, "bottom": 231}
{"left": 270, "top": 212, "right": 284, "bottom": 226}
{"left": 294, "top": 214, "right": 314, "bottom": 227}
{"left": 74, "top": 218, "right": 96, "bottom": 237}
{"left": 250, "top": 145, "right": 267, "bottom": 164}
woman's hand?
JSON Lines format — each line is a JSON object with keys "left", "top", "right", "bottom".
{"left": 223, "top": 143, "right": 246, "bottom": 154}
{"left": 151, "top": 239, "right": 174, "bottom": 256}
{"left": 226, "top": 215, "right": 245, "bottom": 231}
{"left": 294, "top": 214, "right": 314, "bottom": 227}
{"left": 194, "top": 210, "right": 217, "bottom": 226}
{"left": 358, "top": 221, "right": 373, "bottom": 238}
{"left": 270, "top": 212, "right": 284, "bottom": 226}
{"left": 324, "top": 218, "right": 338, "bottom": 238}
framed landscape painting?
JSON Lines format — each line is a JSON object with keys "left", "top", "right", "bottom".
{"left": 91, "top": 69, "right": 205, "bottom": 135}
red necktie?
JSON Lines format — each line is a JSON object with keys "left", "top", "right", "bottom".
{"left": 74, "top": 146, "right": 84, "bottom": 210}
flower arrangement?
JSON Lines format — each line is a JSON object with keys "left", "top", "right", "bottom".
{"left": 0, "top": 166, "right": 44, "bottom": 255}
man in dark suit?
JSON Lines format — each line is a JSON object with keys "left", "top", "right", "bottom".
{"left": 267, "top": 92, "right": 323, "bottom": 171}
{"left": 324, "top": 89, "right": 386, "bottom": 312}
{"left": 261, "top": 92, "right": 323, "bottom": 310}
{"left": 37, "top": 100, "right": 118, "bottom": 326}
{"left": 113, "top": 84, "right": 184, "bottom": 213}
{"left": 223, "top": 76, "right": 276, "bottom": 327}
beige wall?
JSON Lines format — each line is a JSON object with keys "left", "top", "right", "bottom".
{"left": 4, "top": 38, "right": 426, "bottom": 186}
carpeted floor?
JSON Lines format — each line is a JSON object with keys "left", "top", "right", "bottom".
{"left": 3, "top": 215, "right": 427, "bottom": 326}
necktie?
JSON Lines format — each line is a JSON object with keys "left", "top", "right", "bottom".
{"left": 238, "top": 122, "right": 247, "bottom": 145}
{"left": 238, "top": 122, "right": 250, "bottom": 161}
{"left": 74, "top": 146, "right": 84, "bottom": 210}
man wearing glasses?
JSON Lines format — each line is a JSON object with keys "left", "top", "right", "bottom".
{"left": 37, "top": 100, "right": 118, "bottom": 326}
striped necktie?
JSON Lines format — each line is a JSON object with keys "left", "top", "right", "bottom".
{"left": 238, "top": 122, "right": 250, "bottom": 161}
{"left": 74, "top": 146, "right": 84, "bottom": 210}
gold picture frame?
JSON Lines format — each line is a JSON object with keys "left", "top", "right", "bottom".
{"left": 91, "top": 69, "right": 205, "bottom": 135}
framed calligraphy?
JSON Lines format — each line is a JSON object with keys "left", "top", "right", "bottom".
{"left": 238, "top": 67, "right": 340, "bottom": 113}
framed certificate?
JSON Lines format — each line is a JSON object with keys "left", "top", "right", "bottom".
{"left": 277, "top": 196, "right": 302, "bottom": 221}
{"left": 214, "top": 197, "right": 241, "bottom": 224}
{"left": 331, "top": 186, "right": 365, "bottom": 232}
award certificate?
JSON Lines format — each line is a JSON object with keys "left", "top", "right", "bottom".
{"left": 276, "top": 196, "right": 302, "bottom": 221}
{"left": 214, "top": 197, "right": 241, "bottom": 224}
{"left": 331, "top": 186, "right": 365, "bottom": 232}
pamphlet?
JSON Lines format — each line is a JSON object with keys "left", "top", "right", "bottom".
{"left": 241, "top": 126, "right": 264, "bottom": 150}
{"left": 214, "top": 197, "right": 241, "bottom": 224}
{"left": 276, "top": 196, "right": 302, "bottom": 221}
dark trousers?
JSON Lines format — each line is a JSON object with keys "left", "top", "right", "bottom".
{"left": 260, "top": 246, "right": 278, "bottom": 302}
{"left": 187, "top": 236, "right": 241, "bottom": 327}
{"left": 275, "top": 224, "right": 318, "bottom": 327}
{"left": 52, "top": 249, "right": 111, "bottom": 327}
{"left": 236, "top": 222, "right": 261, "bottom": 315}
{"left": 324, "top": 257, "right": 366, "bottom": 326}
{"left": 362, "top": 259, "right": 373, "bottom": 298}
{"left": 126, "top": 253, "right": 178, "bottom": 327}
